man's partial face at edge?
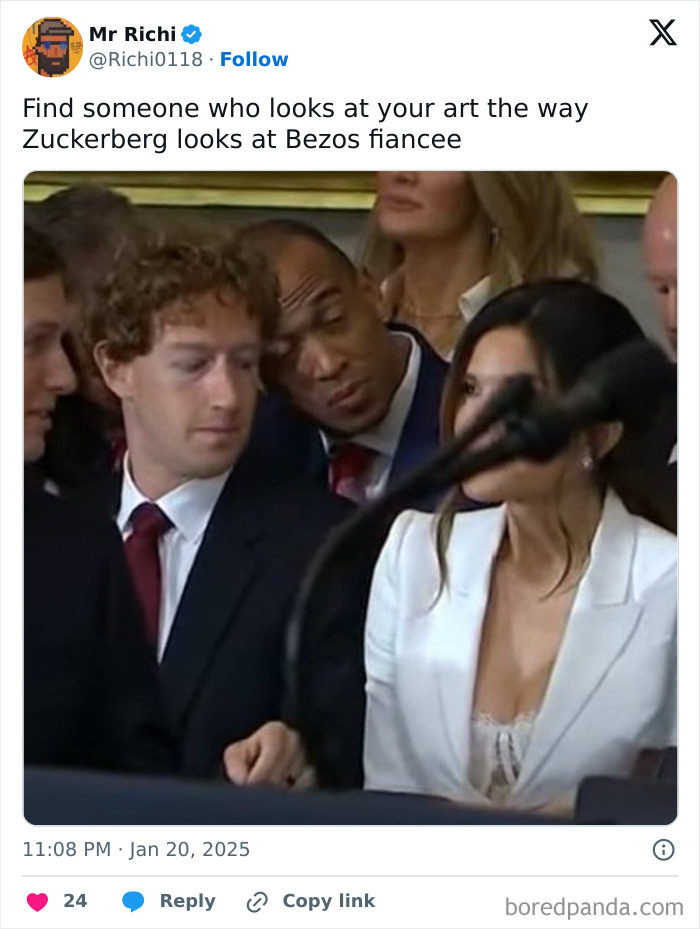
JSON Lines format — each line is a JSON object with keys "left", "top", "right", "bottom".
{"left": 265, "top": 238, "right": 405, "bottom": 436}
{"left": 96, "top": 290, "right": 262, "bottom": 494}
{"left": 643, "top": 175, "right": 677, "bottom": 356}
{"left": 24, "top": 274, "right": 77, "bottom": 462}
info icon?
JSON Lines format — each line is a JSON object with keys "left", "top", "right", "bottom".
{"left": 22, "top": 18, "right": 83, "bottom": 77}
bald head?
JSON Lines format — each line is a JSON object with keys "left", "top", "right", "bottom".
{"left": 643, "top": 175, "right": 677, "bottom": 354}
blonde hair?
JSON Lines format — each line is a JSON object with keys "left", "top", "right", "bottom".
{"left": 359, "top": 171, "right": 599, "bottom": 298}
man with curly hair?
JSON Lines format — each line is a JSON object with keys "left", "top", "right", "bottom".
{"left": 83, "top": 229, "right": 369, "bottom": 787}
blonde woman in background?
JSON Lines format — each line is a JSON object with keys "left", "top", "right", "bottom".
{"left": 361, "top": 172, "right": 599, "bottom": 358}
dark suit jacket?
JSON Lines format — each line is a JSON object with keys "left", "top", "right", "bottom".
{"left": 77, "top": 468, "right": 375, "bottom": 782}
{"left": 245, "top": 324, "right": 448, "bottom": 509}
{"left": 615, "top": 379, "right": 677, "bottom": 533}
{"left": 641, "top": 381, "right": 677, "bottom": 533}
{"left": 37, "top": 393, "right": 116, "bottom": 492}
{"left": 25, "top": 488, "right": 175, "bottom": 774}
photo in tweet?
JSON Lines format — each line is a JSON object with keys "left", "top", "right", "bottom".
{"left": 23, "top": 169, "right": 677, "bottom": 827}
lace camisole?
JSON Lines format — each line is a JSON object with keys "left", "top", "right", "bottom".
{"left": 469, "top": 713, "right": 536, "bottom": 802}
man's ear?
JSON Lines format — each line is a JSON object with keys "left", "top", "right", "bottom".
{"left": 93, "top": 343, "right": 132, "bottom": 401}
{"left": 589, "top": 421, "right": 624, "bottom": 462}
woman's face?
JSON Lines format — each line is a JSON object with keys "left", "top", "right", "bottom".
{"left": 453, "top": 327, "right": 589, "bottom": 504}
{"left": 375, "top": 172, "right": 477, "bottom": 243}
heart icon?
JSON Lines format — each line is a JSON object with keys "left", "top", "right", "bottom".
{"left": 27, "top": 893, "right": 48, "bottom": 912}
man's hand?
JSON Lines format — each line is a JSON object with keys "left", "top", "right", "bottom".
{"left": 222, "top": 721, "right": 314, "bottom": 789}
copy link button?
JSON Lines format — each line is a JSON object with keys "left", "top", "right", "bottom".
{"left": 247, "top": 891, "right": 268, "bottom": 913}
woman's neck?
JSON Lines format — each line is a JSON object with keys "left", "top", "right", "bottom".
{"left": 500, "top": 486, "right": 604, "bottom": 588}
{"left": 400, "top": 231, "right": 489, "bottom": 319}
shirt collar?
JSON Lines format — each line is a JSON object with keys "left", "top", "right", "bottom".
{"left": 117, "top": 454, "right": 230, "bottom": 543}
{"left": 322, "top": 331, "right": 421, "bottom": 459}
{"left": 458, "top": 275, "right": 492, "bottom": 326}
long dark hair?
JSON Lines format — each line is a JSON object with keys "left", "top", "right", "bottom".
{"left": 24, "top": 222, "right": 64, "bottom": 281}
{"left": 435, "top": 279, "right": 673, "bottom": 586}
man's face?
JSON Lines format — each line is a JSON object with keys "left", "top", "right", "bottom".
{"left": 24, "top": 274, "right": 77, "bottom": 462}
{"left": 98, "top": 291, "right": 261, "bottom": 491}
{"left": 643, "top": 178, "right": 677, "bottom": 355}
{"left": 37, "top": 36, "right": 70, "bottom": 75}
{"left": 266, "top": 239, "right": 400, "bottom": 436}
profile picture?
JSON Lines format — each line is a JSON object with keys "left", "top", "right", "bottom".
{"left": 22, "top": 18, "right": 83, "bottom": 77}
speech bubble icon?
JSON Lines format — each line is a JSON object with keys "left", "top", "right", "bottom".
{"left": 122, "top": 891, "right": 144, "bottom": 912}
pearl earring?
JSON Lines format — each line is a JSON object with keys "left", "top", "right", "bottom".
{"left": 582, "top": 453, "right": 595, "bottom": 471}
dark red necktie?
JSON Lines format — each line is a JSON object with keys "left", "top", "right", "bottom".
{"left": 329, "top": 443, "right": 376, "bottom": 502}
{"left": 124, "top": 503, "right": 171, "bottom": 646}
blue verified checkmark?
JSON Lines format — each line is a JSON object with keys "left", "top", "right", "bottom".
{"left": 181, "top": 24, "right": 202, "bottom": 44}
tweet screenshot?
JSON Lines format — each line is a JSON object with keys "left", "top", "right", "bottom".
{"left": 1, "top": 0, "right": 696, "bottom": 926}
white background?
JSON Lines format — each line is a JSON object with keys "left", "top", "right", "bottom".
{"left": 2, "top": 1, "right": 698, "bottom": 927}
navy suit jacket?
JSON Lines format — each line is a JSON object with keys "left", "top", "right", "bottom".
{"left": 75, "top": 467, "right": 375, "bottom": 783}
{"left": 618, "top": 378, "right": 676, "bottom": 533}
{"left": 25, "top": 488, "right": 175, "bottom": 775}
{"left": 245, "top": 324, "right": 448, "bottom": 509}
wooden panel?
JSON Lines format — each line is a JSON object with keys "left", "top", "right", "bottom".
{"left": 23, "top": 171, "right": 666, "bottom": 215}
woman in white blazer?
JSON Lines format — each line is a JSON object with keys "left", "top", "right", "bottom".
{"left": 364, "top": 280, "right": 677, "bottom": 813}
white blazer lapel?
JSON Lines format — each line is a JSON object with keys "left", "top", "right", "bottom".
{"left": 397, "top": 507, "right": 505, "bottom": 800}
{"left": 515, "top": 492, "right": 643, "bottom": 799}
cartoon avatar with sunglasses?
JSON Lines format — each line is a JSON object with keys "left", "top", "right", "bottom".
{"left": 34, "top": 18, "right": 76, "bottom": 77}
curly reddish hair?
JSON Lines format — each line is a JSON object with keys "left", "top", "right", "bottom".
{"left": 86, "top": 229, "right": 280, "bottom": 361}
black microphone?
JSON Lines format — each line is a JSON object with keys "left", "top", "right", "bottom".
{"left": 283, "top": 373, "right": 536, "bottom": 771}
{"left": 501, "top": 338, "right": 675, "bottom": 462}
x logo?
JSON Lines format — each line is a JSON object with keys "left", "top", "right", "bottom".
{"left": 650, "top": 18, "right": 677, "bottom": 45}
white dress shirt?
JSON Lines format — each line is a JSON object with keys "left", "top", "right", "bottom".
{"left": 321, "top": 331, "right": 421, "bottom": 501}
{"left": 117, "top": 459, "right": 230, "bottom": 660}
{"left": 458, "top": 275, "right": 492, "bottom": 326}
